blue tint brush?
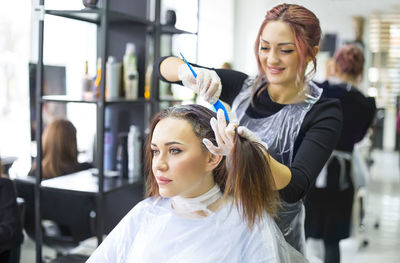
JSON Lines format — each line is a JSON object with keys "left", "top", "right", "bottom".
{"left": 179, "top": 52, "right": 230, "bottom": 122}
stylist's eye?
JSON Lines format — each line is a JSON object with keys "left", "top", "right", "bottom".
{"left": 281, "top": 50, "right": 294, "bottom": 54}
{"left": 260, "top": 47, "right": 269, "bottom": 51}
{"left": 170, "top": 148, "right": 182, "bottom": 155}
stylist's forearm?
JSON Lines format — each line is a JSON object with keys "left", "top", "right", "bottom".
{"left": 160, "top": 57, "right": 185, "bottom": 82}
{"left": 268, "top": 155, "right": 291, "bottom": 190}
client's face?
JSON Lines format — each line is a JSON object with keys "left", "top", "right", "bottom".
{"left": 151, "top": 118, "right": 214, "bottom": 198}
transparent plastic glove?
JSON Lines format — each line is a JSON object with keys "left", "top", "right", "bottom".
{"left": 202, "top": 109, "right": 239, "bottom": 156}
{"left": 178, "top": 64, "right": 222, "bottom": 104}
{"left": 237, "top": 126, "right": 268, "bottom": 152}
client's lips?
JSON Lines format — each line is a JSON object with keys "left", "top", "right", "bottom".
{"left": 156, "top": 176, "right": 172, "bottom": 185}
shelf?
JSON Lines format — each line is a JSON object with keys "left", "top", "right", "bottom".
{"left": 42, "top": 96, "right": 155, "bottom": 105}
{"left": 45, "top": 9, "right": 154, "bottom": 26}
{"left": 146, "top": 25, "right": 197, "bottom": 35}
{"left": 41, "top": 95, "right": 98, "bottom": 104}
{"left": 105, "top": 98, "right": 154, "bottom": 105}
{"left": 161, "top": 25, "right": 197, "bottom": 35}
{"left": 45, "top": 9, "right": 102, "bottom": 24}
{"left": 39, "top": 169, "right": 143, "bottom": 195}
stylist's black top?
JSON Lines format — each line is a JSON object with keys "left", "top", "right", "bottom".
{"left": 317, "top": 80, "right": 376, "bottom": 152}
{"left": 155, "top": 57, "right": 342, "bottom": 203}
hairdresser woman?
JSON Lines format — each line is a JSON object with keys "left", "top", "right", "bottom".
{"left": 304, "top": 44, "right": 376, "bottom": 263}
{"left": 155, "top": 4, "right": 342, "bottom": 253}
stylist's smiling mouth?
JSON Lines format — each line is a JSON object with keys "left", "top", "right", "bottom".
{"left": 267, "top": 65, "right": 285, "bottom": 74}
{"left": 156, "top": 176, "right": 173, "bottom": 185}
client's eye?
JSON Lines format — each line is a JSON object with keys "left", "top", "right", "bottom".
{"left": 151, "top": 149, "right": 159, "bottom": 156}
{"left": 170, "top": 148, "right": 182, "bottom": 155}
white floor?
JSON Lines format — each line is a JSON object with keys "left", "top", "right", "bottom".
{"left": 19, "top": 149, "right": 400, "bottom": 262}
{"left": 307, "top": 149, "right": 400, "bottom": 263}
{"left": 340, "top": 149, "right": 400, "bottom": 263}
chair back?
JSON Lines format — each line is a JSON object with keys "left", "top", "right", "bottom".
{"left": 14, "top": 178, "right": 96, "bottom": 250}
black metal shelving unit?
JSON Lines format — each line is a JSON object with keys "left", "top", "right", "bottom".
{"left": 33, "top": 0, "right": 199, "bottom": 262}
{"left": 151, "top": 0, "right": 200, "bottom": 113}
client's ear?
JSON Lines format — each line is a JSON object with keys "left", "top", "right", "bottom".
{"left": 205, "top": 152, "right": 223, "bottom": 172}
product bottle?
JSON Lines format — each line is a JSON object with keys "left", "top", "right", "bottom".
{"left": 103, "top": 127, "right": 113, "bottom": 171}
{"left": 128, "top": 125, "right": 141, "bottom": 181}
{"left": 123, "top": 43, "right": 139, "bottom": 99}
{"left": 93, "top": 57, "right": 102, "bottom": 99}
{"left": 116, "top": 132, "right": 129, "bottom": 179}
{"left": 82, "top": 60, "right": 93, "bottom": 100}
{"left": 106, "top": 56, "right": 121, "bottom": 101}
{"left": 103, "top": 109, "right": 114, "bottom": 171}
{"left": 144, "top": 63, "right": 152, "bottom": 100}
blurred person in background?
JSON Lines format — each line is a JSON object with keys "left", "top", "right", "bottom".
{"left": 305, "top": 44, "right": 376, "bottom": 263}
{"left": 29, "top": 119, "right": 92, "bottom": 180}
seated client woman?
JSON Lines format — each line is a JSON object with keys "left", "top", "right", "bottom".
{"left": 87, "top": 104, "right": 305, "bottom": 262}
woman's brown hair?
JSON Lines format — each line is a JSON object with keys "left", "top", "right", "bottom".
{"left": 31, "top": 119, "right": 79, "bottom": 179}
{"left": 254, "top": 3, "right": 321, "bottom": 88}
{"left": 145, "top": 104, "right": 279, "bottom": 228}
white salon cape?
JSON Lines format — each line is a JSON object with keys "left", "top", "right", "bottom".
{"left": 87, "top": 197, "right": 306, "bottom": 263}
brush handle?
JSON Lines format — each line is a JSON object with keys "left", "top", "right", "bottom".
{"left": 180, "top": 52, "right": 229, "bottom": 122}
{"left": 213, "top": 100, "right": 230, "bottom": 122}
{"left": 179, "top": 52, "right": 197, "bottom": 78}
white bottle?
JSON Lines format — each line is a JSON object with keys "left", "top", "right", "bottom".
{"left": 106, "top": 56, "right": 121, "bottom": 100}
{"left": 128, "top": 125, "right": 141, "bottom": 181}
{"left": 123, "top": 43, "right": 139, "bottom": 99}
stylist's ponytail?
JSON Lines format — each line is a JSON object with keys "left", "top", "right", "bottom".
{"left": 224, "top": 133, "right": 279, "bottom": 229}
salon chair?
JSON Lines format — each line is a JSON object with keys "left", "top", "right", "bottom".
{"left": 14, "top": 178, "right": 96, "bottom": 256}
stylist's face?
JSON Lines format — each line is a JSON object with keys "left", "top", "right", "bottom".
{"left": 151, "top": 118, "right": 214, "bottom": 198}
{"left": 259, "top": 21, "right": 299, "bottom": 87}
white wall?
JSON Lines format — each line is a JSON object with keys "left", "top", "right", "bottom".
{"left": 198, "top": 0, "right": 234, "bottom": 67}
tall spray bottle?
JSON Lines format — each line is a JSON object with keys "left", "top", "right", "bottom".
{"left": 128, "top": 125, "right": 141, "bottom": 181}
{"left": 123, "top": 43, "right": 139, "bottom": 99}
{"left": 106, "top": 56, "right": 121, "bottom": 100}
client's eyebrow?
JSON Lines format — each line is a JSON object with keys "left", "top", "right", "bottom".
{"left": 151, "top": 141, "right": 183, "bottom": 147}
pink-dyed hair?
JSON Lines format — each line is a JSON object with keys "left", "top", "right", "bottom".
{"left": 254, "top": 3, "right": 321, "bottom": 89}
{"left": 333, "top": 44, "right": 364, "bottom": 77}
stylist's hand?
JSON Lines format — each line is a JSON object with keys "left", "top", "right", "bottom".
{"left": 202, "top": 109, "right": 268, "bottom": 156}
{"left": 178, "top": 64, "right": 222, "bottom": 104}
{"left": 237, "top": 126, "right": 268, "bottom": 152}
{"left": 202, "top": 109, "right": 239, "bottom": 156}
